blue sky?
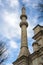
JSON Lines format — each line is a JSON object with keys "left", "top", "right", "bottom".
{"left": 0, "top": 0, "right": 43, "bottom": 65}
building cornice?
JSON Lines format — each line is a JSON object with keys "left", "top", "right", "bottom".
{"left": 33, "top": 24, "right": 43, "bottom": 30}
{"left": 29, "top": 47, "right": 43, "bottom": 60}
{"left": 32, "top": 30, "right": 43, "bottom": 40}
{"left": 13, "top": 55, "right": 28, "bottom": 65}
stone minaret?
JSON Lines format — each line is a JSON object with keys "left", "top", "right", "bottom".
{"left": 18, "top": 6, "right": 30, "bottom": 58}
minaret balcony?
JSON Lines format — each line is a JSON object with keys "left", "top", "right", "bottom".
{"left": 20, "top": 21, "right": 28, "bottom": 27}
{"left": 20, "top": 14, "right": 27, "bottom": 19}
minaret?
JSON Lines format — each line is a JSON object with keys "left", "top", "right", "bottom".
{"left": 13, "top": 6, "right": 30, "bottom": 65}
{"left": 18, "top": 6, "right": 30, "bottom": 58}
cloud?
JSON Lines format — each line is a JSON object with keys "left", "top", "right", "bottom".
{"left": 0, "top": 0, "right": 4, "bottom": 6}
{"left": 22, "top": 0, "right": 38, "bottom": 8}
{"left": 10, "top": 0, "right": 19, "bottom": 7}
{"left": 6, "top": 63, "right": 13, "bottom": 65}
{"left": 0, "top": 0, "right": 1, "bottom": 4}
{"left": 29, "top": 45, "right": 33, "bottom": 53}
{"left": 26, "top": 19, "right": 34, "bottom": 39}
{"left": 7, "top": 0, "right": 19, "bottom": 7}
{"left": 9, "top": 40, "right": 18, "bottom": 49}
{"left": 1, "top": 10, "right": 21, "bottom": 39}
{"left": 22, "top": 0, "right": 29, "bottom": 3}
{"left": 3, "top": 11, "right": 19, "bottom": 27}
{"left": 27, "top": 24, "right": 34, "bottom": 38}
{"left": 22, "top": 0, "right": 30, "bottom": 7}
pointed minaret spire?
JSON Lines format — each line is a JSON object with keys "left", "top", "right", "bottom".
{"left": 18, "top": 6, "right": 30, "bottom": 58}
{"left": 22, "top": 6, "right": 26, "bottom": 15}
{"left": 20, "top": 6, "right": 27, "bottom": 19}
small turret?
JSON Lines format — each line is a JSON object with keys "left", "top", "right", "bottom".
{"left": 32, "top": 41, "right": 39, "bottom": 52}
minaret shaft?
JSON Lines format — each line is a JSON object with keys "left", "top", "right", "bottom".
{"left": 21, "top": 24, "right": 28, "bottom": 48}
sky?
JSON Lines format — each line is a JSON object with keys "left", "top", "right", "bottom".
{"left": 0, "top": 0, "right": 43, "bottom": 65}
